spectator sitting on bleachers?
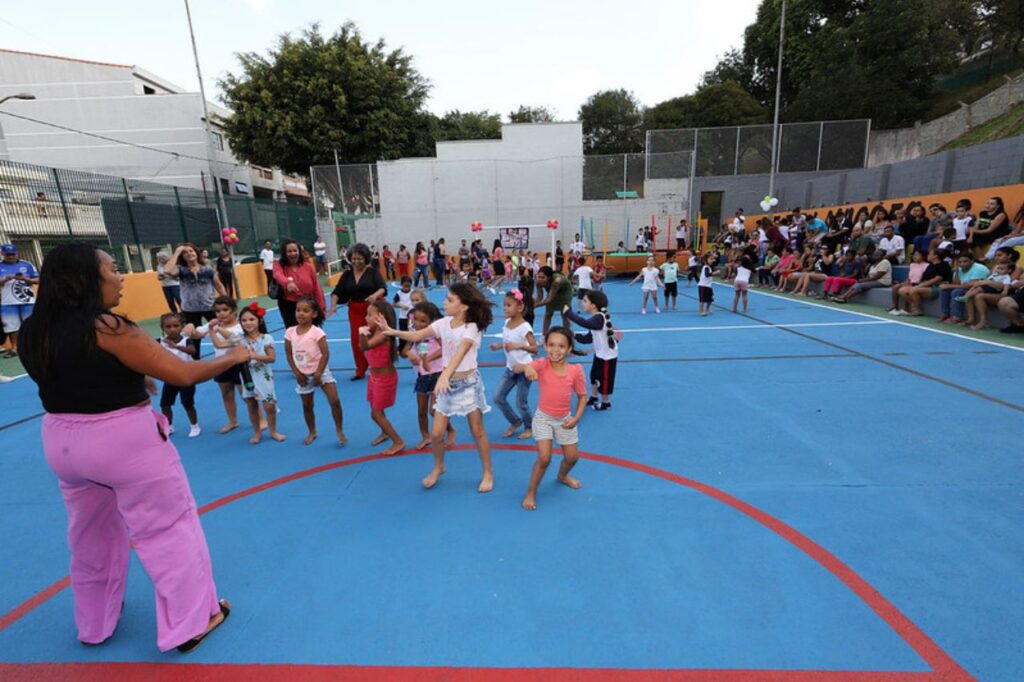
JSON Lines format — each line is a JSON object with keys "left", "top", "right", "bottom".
{"left": 983, "top": 205, "right": 1023, "bottom": 260}
{"left": 833, "top": 249, "right": 892, "bottom": 304}
{"left": 780, "top": 245, "right": 816, "bottom": 294}
{"left": 794, "top": 247, "right": 835, "bottom": 297}
{"left": 939, "top": 252, "right": 990, "bottom": 325}
{"left": 757, "top": 248, "right": 779, "bottom": 287}
{"left": 823, "top": 250, "right": 863, "bottom": 300}
{"left": 913, "top": 203, "right": 953, "bottom": 255}
{"left": 900, "top": 205, "right": 931, "bottom": 246}
{"left": 963, "top": 247, "right": 1022, "bottom": 330}
{"left": 878, "top": 225, "right": 906, "bottom": 264}
{"left": 772, "top": 247, "right": 801, "bottom": 292}
{"left": 889, "top": 249, "right": 928, "bottom": 314}
{"left": 893, "top": 250, "right": 952, "bottom": 316}
{"left": 869, "top": 207, "right": 890, "bottom": 239}
{"left": 848, "top": 225, "right": 876, "bottom": 256}
{"left": 967, "top": 197, "right": 1010, "bottom": 257}
{"left": 996, "top": 273, "right": 1024, "bottom": 334}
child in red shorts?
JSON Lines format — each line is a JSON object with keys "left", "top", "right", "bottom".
{"left": 359, "top": 300, "right": 404, "bottom": 454}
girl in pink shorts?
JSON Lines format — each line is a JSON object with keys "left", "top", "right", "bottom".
{"left": 359, "top": 300, "right": 404, "bottom": 454}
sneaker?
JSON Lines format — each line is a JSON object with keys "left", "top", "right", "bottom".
{"left": 953, "top": 295, "right": 967, "bottom": 303}
{"left": 592, "top": 402, "right": 612, "bottom": 411}
{"left": 655, "top": 307, "right": 662, "bottom": 313}
{"left": 188, "top": 424, "right": 202, "bottom": 438}
{"left": 641, "top": 308, "right": 647, "bottom": 315}
{"left": 999, "top": 324, "right": 1024, "bottom": 334}
{"left": 887, "top": 308, "right": 900, "bottom": 315}
{"left": 586, "top": 396, "right": 599, "bottom": 407}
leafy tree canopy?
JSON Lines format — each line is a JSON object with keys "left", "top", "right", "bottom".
{"left": 579, "top": 89, "right": 644, "bottom": 154}
{"left": 219, "top": 22, "right": 431, "bottom": 174}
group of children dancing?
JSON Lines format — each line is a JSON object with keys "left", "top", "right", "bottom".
{"left": 155, "top": 280, "right": 620, "bottom": 511}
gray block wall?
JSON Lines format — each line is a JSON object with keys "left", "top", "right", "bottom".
{"left": 696, "top": 135, "right": 1024, "bottom": 218}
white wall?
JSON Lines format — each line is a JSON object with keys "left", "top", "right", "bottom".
{"left": 358, "top": 122, "right": 689, "bottom": 253}
{"left": 0, "top": 50, "right": 249, "bottom": 191}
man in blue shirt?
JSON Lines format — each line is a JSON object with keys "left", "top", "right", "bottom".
{"left": 0, "top": 244, "right": 39, "bottom": 357}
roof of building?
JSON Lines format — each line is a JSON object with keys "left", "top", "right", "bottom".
{"left": 0, "top": 47, "right": 132, "bottom": 70}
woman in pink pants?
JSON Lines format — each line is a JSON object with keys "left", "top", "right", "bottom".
{"left": 19, "top": 243, "right": 247, "bottom": 653}
{"left": 822, "top": 251, "right": 864, "bottom": 297}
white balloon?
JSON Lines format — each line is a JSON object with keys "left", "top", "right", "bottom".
{"left": 760, "top": 201, "right": 772, "bottom": 212}
{"left": 770, "top": 197, "right": 779, "bottom": 207}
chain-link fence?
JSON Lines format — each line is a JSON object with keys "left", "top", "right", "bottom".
{"left": 646, "top": 119, "right": 870, "bottom": 178}
{"left": 0, "top": 159, "right": 316, "bottom": 272}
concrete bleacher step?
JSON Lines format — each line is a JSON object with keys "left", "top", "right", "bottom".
{"left": 798, "top": 281, "right": 1013, "bottom": 328}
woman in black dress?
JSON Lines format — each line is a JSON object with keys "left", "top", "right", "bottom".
{"left": 328, "top": 243, "right": 387, "bottom": 379}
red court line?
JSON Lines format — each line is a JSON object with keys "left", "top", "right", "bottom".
{"left": 0, "top": 445, "right": 975, "bottom": 682}
{"left": 0, "top": 662, "right": 949, "bottom": 682}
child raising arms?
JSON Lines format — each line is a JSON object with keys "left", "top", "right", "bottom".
{"left": 490, "top": 289, "right": 538, "bottom": 439}
{"left": 514, "top": 327, "right": 588, "bottom": 510}
{"left": 564, "top": 290, "right": 619, "bottom": 411}
{"left": 629, "top": 255, "right": 663, "bottom": 314}
{"left": 359, "top": 300, "right": 405, "bottom": 454}
{"left": 239, "top": 303, "right": 286, "bottom": 444}
{"left": 378, "top": 282, "right": 495, "bottom": 492}
{"left": 284, "top": 296, "right": 347, "bottom": 446}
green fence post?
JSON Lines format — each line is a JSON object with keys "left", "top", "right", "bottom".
{"left": 173, "top": 187, "right": 189, "bottom": 242}
{"left": 50, "top": 168, "right": 74, "bottom": 238}
{"left": 121, "top": 179, "right": 145, "bottom": 273}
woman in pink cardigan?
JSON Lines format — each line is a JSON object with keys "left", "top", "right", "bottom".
{"left": 273, "top": 238, "right": 325, "bottom": 328}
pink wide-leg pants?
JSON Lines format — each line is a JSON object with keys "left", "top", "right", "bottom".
{"left": 42, "top": 405, "right": 220, "bottom": 651}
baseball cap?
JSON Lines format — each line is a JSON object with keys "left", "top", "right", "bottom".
{"left": 0, "top": 244, "right": 17, "bottom": 254}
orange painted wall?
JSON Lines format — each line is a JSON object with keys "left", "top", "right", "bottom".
{"left": 112, "top": 263, "right": 272, "bottom": 322}
{"left": 747, "top": 183, "right": 1024, "bottom": 228}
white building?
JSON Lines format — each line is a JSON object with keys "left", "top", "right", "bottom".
{"left": 353, "top": 122, "right": 690, "bottom": 253}
{"left": 0, "top": 48, "right": 306, "bottom": 202}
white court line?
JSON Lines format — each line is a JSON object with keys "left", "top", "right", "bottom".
{"left": 716, "top": 282, "right": 1024, "bottom": 354}
{"left": 319, "top": 319, "right": 892, "bottom": 343}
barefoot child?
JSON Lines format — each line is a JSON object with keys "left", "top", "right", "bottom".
{"left": 514, "top": 327, "right": 587, "bottom": 510}
{"left": 184, "top": 296, "right": 243, "bottom": 434}
{"left": 359, "top": 300, "right": 405, "bottom": 455}
{"left": 239, "top": 303, "right": 285, "bottom": 444}
{"left": 733, "top": 250, "right": 754, "bottom": 313}
{"left": 491, "top": 289, "right": 537, "bottom": 439}
{"left": 406, "top": 300, "right": 455, "bottom": 450}
{"left": 379, "top": 282, "right": 495, "bottom": 492}
{"left": 564, "top": 290, "right": 619, "bottom": 411}
{"left": 284, "top": 296, "right": 347, "bottom": 446}
{"left": 629, "top": 255, "right": 663, "bottom": 314}
{"left": 157, "top": 313, "right": 201, "bottom": 438}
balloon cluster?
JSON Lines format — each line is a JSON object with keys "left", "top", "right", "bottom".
{"left": 546, "top": 219, "right": 559, "bottom": 230}
{"left": 470, "top": 221, "right": 483, "bottom": 233}
{"left": 759, "top": 195, "right": 780, "bottom": 212}
{"left": 221, "top": 227, "right": 240, "bottom": 245}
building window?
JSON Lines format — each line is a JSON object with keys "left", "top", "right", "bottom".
{"left": 143, "top": 85, "right": 156, "bottom": 95}
{"left": 219, "top": 178, "right": 230, "bottom": 195}
{"left": 210, "top": 130, "right": 225, "bottom": 151}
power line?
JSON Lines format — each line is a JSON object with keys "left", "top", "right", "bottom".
{"left": 0, "top": 109, "right": 248, "bottom": 169}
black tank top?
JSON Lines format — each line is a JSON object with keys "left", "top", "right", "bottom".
{"left": 21, "top": 319, "right": 149, "bottom": 414}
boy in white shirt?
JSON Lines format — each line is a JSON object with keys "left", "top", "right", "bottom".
{"left": 572, "top": 256, "right": 595, "bottom": 311}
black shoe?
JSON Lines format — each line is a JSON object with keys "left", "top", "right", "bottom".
{"left": 999, "top": 324, "right": 1024, "bottom": 334}
{"left": 591, "top": 402, "right": 611, "bottom": 411}
{"left": 350, "top": 373, "right": 366, "bottom": 381}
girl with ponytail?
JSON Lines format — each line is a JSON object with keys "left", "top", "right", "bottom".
{"left": 563, "top": 289, "right": 619, "bottom": 411}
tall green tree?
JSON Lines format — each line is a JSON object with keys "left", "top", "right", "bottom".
{"left": 434, "top": 110, "right": 502, "bottom": 141}
{"left": 219, "top": 22, "right": 431, "bottom": 174}
{"left": 644, "top": 83, "right": 768, "bottom": 131}
{"left": 508, "top": 105, "right": 556, "bottom": 123}
{"left": 579, "top": 89, "right": 644, "bottom": 154}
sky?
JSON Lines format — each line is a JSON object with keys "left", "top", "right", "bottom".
{"left": 0, "top": 0, "right": 762, "bottom": 119}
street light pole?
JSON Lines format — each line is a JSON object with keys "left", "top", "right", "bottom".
{"left": 183, "top": 0, "right": 230, "bottom": 231}
{"left": 767, "top": 0, "right": 786, "bottom": 200}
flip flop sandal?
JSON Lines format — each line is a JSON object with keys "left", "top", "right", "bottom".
{"left": 177, "top": 599, "right": 231, "bottom": 653}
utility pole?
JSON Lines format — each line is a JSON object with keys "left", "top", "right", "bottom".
{"left": 767, "top": 0, "right": 786, "bottom": 199}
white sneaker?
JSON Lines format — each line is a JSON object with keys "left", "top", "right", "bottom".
{"left": 189, "top": 424, "right": 202, "bottom": 438}
{"left": 641, "top": 308, "right": 647, "bottom": 315}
